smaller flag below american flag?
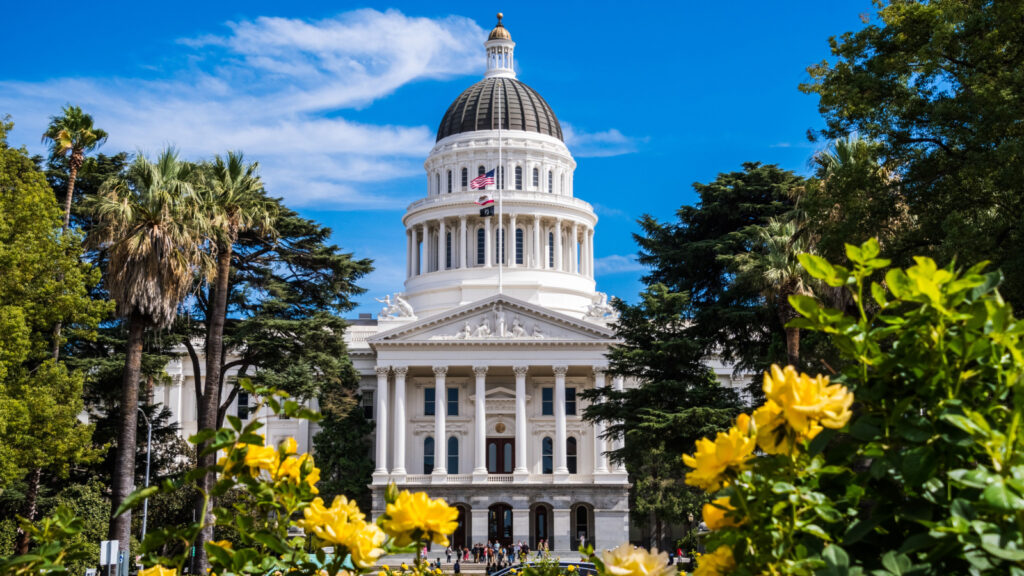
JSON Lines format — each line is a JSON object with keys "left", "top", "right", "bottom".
{"left": 475, "top": 194, "right": 494, "bottom": 206}
{"left": 471, "top": 169, "right": 495, "bottom": 190}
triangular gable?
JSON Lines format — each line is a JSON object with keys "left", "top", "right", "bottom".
{"left": 367, "top": 294, "right": 616, "bottom": 345}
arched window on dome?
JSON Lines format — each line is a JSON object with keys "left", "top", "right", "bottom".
{"left": 532, "top": 167, "right": 539, "bottom": 189}
{"left": 476, "top": 228, "right": 485, "bottom": 265}
{"left": 567, "top": 437, "right": 578, "bottom": 474}
{"left": 548, "top": 232, "right": 554, "bottom": 268}
{"left": 515, "top": 228, "right": 524, "bottom": 265}
{"left": 461, "top": 167, "right": 468, "bottom": 190}
{"left": 424, "top": 436, "right": 434, "bottom": 474}
{"left": 448, "top": 437, "right": 459, "bottom": 474}
{"left": 446, "top": 232, "right": 452, "bottom": 269}
{"left": 548, "top": 170, "right": 553, "bottom": 193}
{"left": 478, "top": 165, "right": 486, "bottom": 177}
{"left": 447, "top": 170, "right": 452, "bottom": 194}
{"left": 542, "top": 437, "right": 553, "bottom": 474}
{"left": 435, "top": 173, "right": 440, "bottom": 195}
{"left": 514, "top": 166, "right": 522, "bottom": 190}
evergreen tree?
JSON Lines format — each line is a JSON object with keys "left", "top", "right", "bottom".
{"left": 313, "top": 397, "right": 375, "bottom": 513}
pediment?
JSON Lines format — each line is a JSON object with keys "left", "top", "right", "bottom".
{"left": 367, "top": 294, "right": 617, "bottom": 346}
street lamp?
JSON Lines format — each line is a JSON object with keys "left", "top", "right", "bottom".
{"left": 137, "top": 407, "right": 152, "bottom": 542}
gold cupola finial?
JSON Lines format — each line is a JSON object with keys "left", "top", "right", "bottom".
{"left": 488, "top": 12, "right": 512, "bottom": 41}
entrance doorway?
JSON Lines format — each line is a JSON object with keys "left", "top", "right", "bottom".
{"left": 486, "top": 438, "right": 515, "bottom": 474}
{"left": 454, "top": 504, "right": 469, "bottom": 548}
{"left": 488, "top": 503, "right": 513, "bottom": 545}
{"left": 530, "top": 503, "right": 553, "bottom": 550}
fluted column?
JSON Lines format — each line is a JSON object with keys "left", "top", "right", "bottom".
{"left": 421, "top": 222, "right": 429, "bottom": 272}
{"left": 473, "top": 366, "right": 488, "bottom": 480}
{"left": 612, "top": 375, "right": 625, "bottom": 472}
{"left": 459, "top": 216, "right": 467, "bottom": 269}
{"left": 406, "top": 229, "right": 412, "bottom": 279}
{"left": 438, "top": 219, "right": 446, "bottom": 271}
{"left": 533, "top": 215, "right": 542, "bottom": 269}
{"left": 571, "top": 221, "right": 579, "bottom": 274}
{"left": 513, "top": 366, "right": 529, "bottom": 476}
{"left": 554, "top": 219, "right": 563, "bottom": 271}
{"left": 433, "top": 366, "right": 448, "bottom": 478}
{"left": 588, "top": 228, "right": 595, "bottom": 277}
{"left": 508, "top": 214, "right": 517, "bottom": 268}
{"left": 554, "top": 365, "right": 569, "bottom": 477}
{"left": 411, "top": 226, "right": 419, "bottom": 276}
{"left": 484, "top": 217, "right": 493, "bottom": 268}
{"left": 392, "top": 366, "right": 408, "bottom": 476}
{"left": 592, "top": 366, "right": 609, "bottom": 474}
{"left": 373, "top": 366, "right": 389, "bottom": 479}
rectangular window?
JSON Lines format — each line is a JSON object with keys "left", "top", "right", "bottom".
{"left": 425, "top": 388, "right": 436, "bottom": 416}
{"left": 447, "top": 387, "right": 459, "bottom": 416}
{"left": 542, "top": 387, "right": 553, "bottom": 416}
{"left": 515, "top": 228, "right": 523, "bottom": 265}
{"left": 237, "top": 390, "right": 250, "bottom": 420}
{"left": 532, "top": 168, "right": 539, "bottom": 188}
{"left": 498, "top": 166, "right": 505, "bottom": 189}
{"left": 477, "top": 229, "right": 485, "bottom": 265}
{"left": 462, "top": 168, "right": 468, "bottom": 189}
{"left": 515, "top": 166, "right": 523, "bottom": 190}
{"left": 446, "top": 233, "right": 452, "bottom": 269}
{"left": 565, "top": 387, "right": 577, "bottom": 415}
{"left": 361, "top": 390, "right": 375, "bottom": 420}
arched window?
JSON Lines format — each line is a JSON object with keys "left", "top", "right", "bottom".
{"left": 447, "top": 170, "right": 452, "bottom": 194}
{"left": 542, "top": 437, "right": 553, "bottom": 474}
{"left": 495, "top": 228, "right": 505, "bottom": 265}
{"left": 548, "top": 170, "right": 553, "bottom": 193}
{"left": 445, "top": 232, "right": 452, "bottom": 269}
{"left": 461, "top": 167, "right": 468, "bottom": 190}
{"left": 567, "top": 437, "right": 578, "bottom": 474}
{"left": 448, "top": 437, "right": 459, "bottom": 473}
{"left": 515, "top": 228, "right": 524, "bottom": 265}
{"left": 532, "top": 167, "right": 539, "bottom": 189}
{"left": 514, "top": 166, "right": 523, "bottom": 190}
{"left": 478, "top": 165, "right": 486, "bottom": 177}
{"left": 424, "top": 437, "right": 435, "bottom": 474}
{"left": 476, "top": 228, "right": 485, "bottom": 265}
{"left": 548, "top": 232, "right": 555, "bottom": 268}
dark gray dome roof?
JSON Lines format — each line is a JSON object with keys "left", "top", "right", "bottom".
{"left": 436, "top": 77, "right": 562, "bottom": 142}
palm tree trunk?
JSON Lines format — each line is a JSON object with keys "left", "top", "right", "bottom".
{"left": 195, "top": 244, "right": 232, "bottom": 573}
{"left": 785, "top": 326, "right": 800, "bottom": 367}
{"left": 13, "top": 467, "right": 42, "bottom": 554}
{"left": 63, "top": 152, "right": 81, "bottom": 230}
{"left": 110, "top": 311, "right": 145, "bottom": 556}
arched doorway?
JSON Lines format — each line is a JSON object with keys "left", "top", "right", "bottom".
{"left": 530, "top": 503, "right": 553, "bottom": 550}
{"left": 488, "top": 503, "right": 513, "bottom": 546}
{"left": 453, "top": 504, "right": 469, "bottom": 548}
{"left": 570, "top": 503, "right": 594, "bottom": 551}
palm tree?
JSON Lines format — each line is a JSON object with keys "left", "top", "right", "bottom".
{"left": 733, "top": 218, "right": 814, "bottom": 367}
{"left": 87, "top": 148, "right": 205, "bottom": 556}
{"left": 42, "top": 105, "right": 108, "bottom": 229}
{"left": 193, "top": 151, "right": 277, "bottom": 572}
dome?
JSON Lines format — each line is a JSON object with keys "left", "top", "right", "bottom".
{"left": 436, "top": 77, "right": 563, "bottom": 142}
{"left": 488, "top": 12, "right": 511, "bottom": 40}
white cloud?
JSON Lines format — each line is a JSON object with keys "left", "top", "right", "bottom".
{"left": 0, "top": 9, "right": 485, "bottom": 209}
{"left": 563, "top": 123, "right": 643, "bottom": 158}
{"left": 594, "top": 254, "right": 646, "bottom": 275}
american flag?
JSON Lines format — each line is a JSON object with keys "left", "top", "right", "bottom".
{"left": 470, "top": 169, "right": 495, "bottom": 190}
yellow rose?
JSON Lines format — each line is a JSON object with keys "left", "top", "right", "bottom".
{"left": 139, "top": 566, "right": 177, "bottom": 576}
{"left": 281, "top": 437, "right": 298, "bottom": 455}
{"left": 763, "top": 365, "right": 853, "bottom": 436}
{"left": 682, "top": 414, "right": 756, "bottom": 492}
{"left": 244, "top": 442, "right": 279, "bottom": 473}
{"left": 567, "top": 565, "right": 576, "bottom": 572}
{"left": 380, "top": 490, "right": 459, "bottom": 547}
{"left": 701, "top": 497, "right": 745, "bottom": 530}
{"left": 692, "top": 546, "right": 734, "bottom": 576}
{"left": 600, "top": 543, "right": 673, "bottom": 576}
{"left": 348, "top": 523, "right": 386, "bottom": 568}
{"left": 299, "top": 496, "right": 382, "bottom": 567}
{"left": 752, "top": 401, "right": 796, "bottom": 455}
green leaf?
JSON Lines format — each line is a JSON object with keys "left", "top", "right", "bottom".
{"left": 799, "top": 253, "right": 837, "bottom": 281}
{"left": 981, "top": 481, "right": 1024, "bottom": 511}
{"left": 790, "top": 294, "right": 822, "bottom": 319}
{"left": 113, "top": 485, "right": 160, "bottom": 517}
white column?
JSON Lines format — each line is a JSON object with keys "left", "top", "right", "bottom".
{"left": 406, "top": 229, "right": 412, "bottom": 279}
{"left": 554, "top": 219, "right": 563, "bottom": 271}
{"left": 373, "top": 366, "right": 390, "bottom": 480}
{"left": 533, "top": 215, "right": 542, "bottom": 269}
{"left": 612, "top": 375, "right": 625, "bottom": 472}
{"left": 508, "top": 214, "right": 517, "bottom": 268}
{"left": 433, "top": 366, "right": 448, "bottom": 478}
{"left": 571, "top": 221, "right": 579, "bottom": 274}
{"left": 459, "top": 216, "right": 467, "bottom": 269}
{"left": 484, "top": 217, "right": 493, "bottom": 268}
{"left": 592, "top": 366, "right": 609, "bottom": 474}
{"left": 421, "top": 223, "right": 429, "bottom": 272}
{"left": 553, "top": 365, "right": 569, "bottom": 476}
{"left": 513, "top": 366, "right": 529, "bottom": 476}
{"left": 588, "top": 228, "right": 595, "bottom": 277}
{"left": 473, "top": 366, "right": 488, "bottom": 479}
{"left": 438, "top": 219, "right": 446, "bottom": 271}
{"left": 391, "top": 367, "right": 408, "bottom": 477}
{"left": 411, "top": 226, "right": 419, "bottom": 276}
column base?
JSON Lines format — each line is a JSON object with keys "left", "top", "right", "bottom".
{"left": 390, "top": 469, "right": 407, "bottom": 484}
{"left": 431, "top": 471, "right": 449, "bottom": 484}
{"left": 605, "top": 469, "right": 629, "bottom": 483}
{"left": 513, "top": 468, "right": 529, "bottom": 482}
{"left": 553, "top": 468, "right": 570, "bottom": 483}
{"left": 472, "top": 469, "right": 489, "bottom": 483}
{"left": 371, "top": 470, "right": 390, "bottom": 485}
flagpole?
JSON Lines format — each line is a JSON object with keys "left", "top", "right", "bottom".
{"left": 497, "top": 81, "right": 503, "bottom": 295}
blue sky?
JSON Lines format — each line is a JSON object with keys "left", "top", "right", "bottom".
{"left": 0, "top": 1, "right": 874, "bottom": 315}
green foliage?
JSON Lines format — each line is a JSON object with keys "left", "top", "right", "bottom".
{"left": 313, "top": 398, "right": 375, "bottom": 512}
{"left": 0, "top": 508, "right": 90, "bottom": 576}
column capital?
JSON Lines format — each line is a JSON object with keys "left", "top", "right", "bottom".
{"left": 512, "top": 365, "right": 529, "bottom": 376}
{"left": 375, "top": 366, "right": 390, "bottom": 377}
{"left": 553, "top": 365, "right": 569, "bottom": 376}
{"left": 472, "top": 365, "right": 489, "bottom": 376}
{"left": 459, "top": 215, "right": 467, "bottom": 223}
{"left": 393, "top": 366, "right": 409, "bottom": 376}
{"left": 433, "top": 365, "right": 449, "bottom": 376}
{"left": 592, "top": 365, "right": 608, "bottom": 375}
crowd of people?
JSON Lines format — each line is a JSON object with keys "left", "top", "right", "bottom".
{"left": 437, "top": 540, "right": 551, "bottom": 574}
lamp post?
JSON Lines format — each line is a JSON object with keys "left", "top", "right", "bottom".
{"left": 137, "top": 407, "right": 152, "bottom": 542}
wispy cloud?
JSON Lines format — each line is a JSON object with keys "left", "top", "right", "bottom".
{"left": 594, "top": 254, "right": 646, "bottom": 275}
{"left": 562, "top": 123, "right": 643, "bottom": 158}
{"left": 0, "top": 9, "right": 484, "bottom": 209}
